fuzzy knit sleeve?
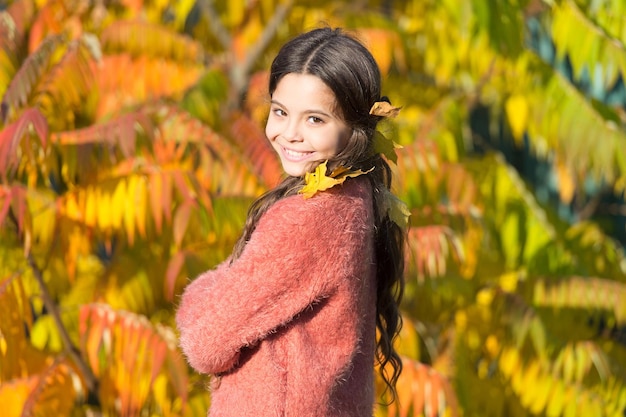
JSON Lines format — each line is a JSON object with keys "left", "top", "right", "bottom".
{"left": 175, "top": 181, "right": 372, "bottom": 375}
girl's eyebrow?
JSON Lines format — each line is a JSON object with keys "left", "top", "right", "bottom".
{"left": 270, "top": 99, "right": 334, "bottom": 118}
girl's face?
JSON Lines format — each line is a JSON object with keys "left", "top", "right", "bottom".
{"left": 265, "top": 73, "right": 351, "bottom": 177}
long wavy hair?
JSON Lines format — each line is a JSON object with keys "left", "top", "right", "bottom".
{"left": 231, "top": 27, "right": 405, "bottom": 401}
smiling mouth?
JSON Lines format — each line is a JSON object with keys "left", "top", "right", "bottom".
{"left": 282, "top": 147, "right": 314, "bottom": 162}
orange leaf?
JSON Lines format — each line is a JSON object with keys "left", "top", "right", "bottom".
{"left": 0, "top": 377, "right": 37, "bottom": 417}
{"left": 173, "top": 201, "right": 192, "bottom": 248}
{"left": 229, "top": 112, "right": 282, "bottom": 188}
{"left": 245, "top": 70, "right": 270, "bottom": 126}
{"left": 165, "top": 251, "right": 185, "bottom": 302}
{"left": 554, "top": 157, "right": 576, "bottom": 204}
{"left": 150, "top": 337, "right": 167, "bottom": 383}
{"left": 412, "top": 362, "right": 426, "bottom": 416}
{"left": 82, "top": 307, "right": 104, "bottom": 377}
{"left": 356, "top": 28, "right": 398, "bottom": 75}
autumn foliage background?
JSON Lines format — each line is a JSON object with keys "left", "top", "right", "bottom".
{"left": 1, "top": 0, "right": 626, "bottom": 416}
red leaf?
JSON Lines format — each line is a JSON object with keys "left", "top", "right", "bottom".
{"left": 6, "top": 0, "right": 37, "bottom": 41}
{"left": 229, "top": 111, "right": 282, "bottom": 188}
{"left": 51, "top": 111, "right": 153, "bottom": 158}
{"left": 0, "top": 186, "right": 13, "bottom": 229}
{"left": 149, "top": 335, "right": 167, "bottom": 383}
{"left": 11, "top": 185, "right": 27, "bottom": 234}
{"left": 164, "top": 251, "right": 185, "bottom": 302}
{"left": 0, "top": 108, "right": 48, "bottom": 178}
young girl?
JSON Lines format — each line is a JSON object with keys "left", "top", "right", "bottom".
{"left": 176, "top": 27, "right": 406, "bottom": 416}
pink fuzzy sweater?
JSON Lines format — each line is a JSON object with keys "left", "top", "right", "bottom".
{"left": 176, "top": 177, "right": 377, "bottom": 416}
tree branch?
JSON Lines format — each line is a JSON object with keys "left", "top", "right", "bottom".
{"left": 26, "top": 250, "right": 98, "bottom": 394}
{"left": 200, "top": 0, "right": 232, "bottom": 50}
{"left": 232, "top": 0, "right": 293, "bottom": 108}
{"left": 197, "top": 0, "right": 294, "bottom": 108}
{"left": 241, "top": 0, "right": 293, "bottom": 79}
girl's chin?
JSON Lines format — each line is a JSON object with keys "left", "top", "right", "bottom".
{"left": 281, "top": 163, "right": 307, "bottom": 177}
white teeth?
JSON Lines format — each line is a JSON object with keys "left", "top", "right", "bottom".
{"left": 284, "top": 149, "right": 311, "bottom": 158}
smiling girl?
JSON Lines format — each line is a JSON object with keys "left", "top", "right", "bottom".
{"left": 176, "top": 27, "right": 407, "bottom": 417}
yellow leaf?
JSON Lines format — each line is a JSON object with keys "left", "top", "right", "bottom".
{"left": 0, "top": 378, "right": 34, "bottom": 417}
{"left": 84, "top": 186, "right": 97, "bottom": 227}
{"left": 499, "top": 270, "right": 520, "bottom": 292}
{"left": 134, "top": 175, "right": 147, "bottom": 238}
{"left": 299, "top": 161, "right": 371, "bottom": 199}
{"left": 573, "top": 342, "right": 589, "bottom": 383}
{"left": 29, "top": 190, "right": 56, "bottom": 247}
{"left": 149, "top": 173, "right": 163, "bottom": 234}
{"left": 505, "top": 94, "right": 529, "bottom": 142}
{"left": 563, "top": 386, "right": 578, "bottom": 417}
{"left": 501, "top": 210, "right": 521, "bottom": 269}
{"left": 63, "top": 192, "right": 81, "bottom": 222}
{"left": 562, "top": 344, "right": 575, "bottom": 383}
{"left": 394, "top": 316, "right": 420, "bottom": 359}
{"left": 530, "top": 373, "right": 554, "bottom": 414}
{"left": 545, "top": 379, "right": 565, "bottom": 417}
{"left": 499, "top": 347, "right": 520, "bottom": 378}
{"left": 520, "top": 361, "right": 541, "bottom": 408}
{"left": 97, "top": 188, "right": 112, "bottom": 230}
{"left": 485, "top": 334, "right": 500, "bottom": 358}
{"left": 111, "top": 179, "right": 126, "bottom": 229}
{"left": 124, "top": 176, "right": 138, "bottom": 245}
{"left": 227, "top": 0, "right": 245, "bottom": 27}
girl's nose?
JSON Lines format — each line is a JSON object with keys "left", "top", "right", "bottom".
{"left": 282, "top": 121, "right": 303, "bottom": 142}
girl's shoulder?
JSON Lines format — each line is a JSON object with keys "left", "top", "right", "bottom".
{"left": 262, "top": 177, "right": 373, "bottom": 228}
{"left": 278, "top": 176, "right": 371, "bottom": 211}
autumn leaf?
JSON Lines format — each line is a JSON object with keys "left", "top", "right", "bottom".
{"left": 505, "top": 94, "right": 529, "bottom": 142}
{"left": 369, "top": 101, "right": 401, "bottom": 118}
{"left": 372, "top": 130, "right": 402, "bottom": 164}
{"left": 299, "top": 161, "right": 372, "bottom": 199}
{"left": 382, "top": 189, "right": 411, "bottom": 229}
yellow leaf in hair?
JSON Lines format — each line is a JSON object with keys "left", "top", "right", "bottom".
{"left": 300, "top": 161, "right": 372, "bottom": 199}
{"left": 369, "top": 101, "right": 401, "bottom": 118}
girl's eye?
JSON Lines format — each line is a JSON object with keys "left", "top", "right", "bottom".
{"left": 308, "top": 116, "right": 324, "bottom": 124}
{"left": 273, "top": 108, "right": 286, "bottom": 117}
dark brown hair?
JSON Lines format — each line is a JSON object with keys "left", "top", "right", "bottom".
{"left": 232, "top": 27, "right": 405, "bottom": 401}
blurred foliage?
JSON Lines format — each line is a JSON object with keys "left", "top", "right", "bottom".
{"left": 0, "top": 0, "right": 625, "bottom": 416}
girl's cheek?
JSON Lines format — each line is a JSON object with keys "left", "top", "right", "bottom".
{"left": 265, "top": 123, "right": 274, "bottom": 140}
{"left": 265, "top": 120, "right": 280, "bottom": 141}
